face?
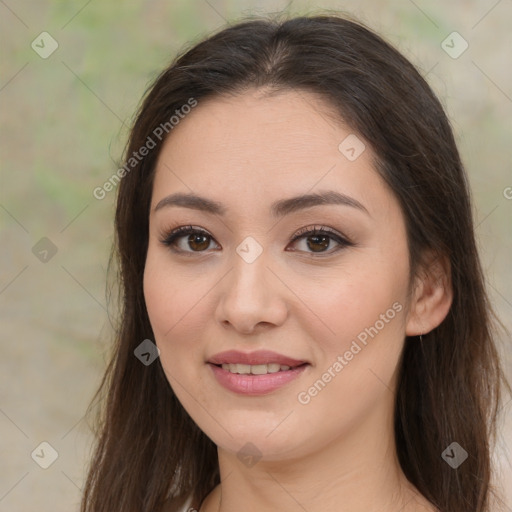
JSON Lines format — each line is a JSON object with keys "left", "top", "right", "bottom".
{"left": 143, "top": 88, "right": 413, "bottom": 461}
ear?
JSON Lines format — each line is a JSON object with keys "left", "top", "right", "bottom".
{"left": 405, "top": 250, "right": 453, "bottom": 336}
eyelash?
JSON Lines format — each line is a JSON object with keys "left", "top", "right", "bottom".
{"left": 158, "top": 224, "right": 354, "bottom": 257}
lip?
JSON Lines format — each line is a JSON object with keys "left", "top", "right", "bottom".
{"left": 209, "top": 363, "right": 309, "bottom": 395}
{"left": 207, "top": 350, "right": 307, "bottom": 367}
{"left": 207, "top": 350, "right": 310, "bottom": 395}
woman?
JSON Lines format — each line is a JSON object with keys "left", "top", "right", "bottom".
{"left": 80, "top": 13, "right": 509, "bottom": 512}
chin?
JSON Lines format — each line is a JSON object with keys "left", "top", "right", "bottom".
{"left": 200, "top": 415, "right": 308, "bottom": 460}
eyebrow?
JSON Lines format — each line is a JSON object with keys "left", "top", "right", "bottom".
{"left": 153, "top": 190, "right": 370, "bottom": 218}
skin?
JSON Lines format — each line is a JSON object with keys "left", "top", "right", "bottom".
{"left": 143, "top": 88, "right": 452, "bottom": 512}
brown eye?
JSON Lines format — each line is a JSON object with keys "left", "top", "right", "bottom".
{"left": 160, "top": 226, "right": 219, "bottom": 253}
{"left": 288, "top": 225, "right": 354, "bottom": 256}
{"left": 160, "top": 224, "right": 353, "bottom": 257}
{"left": 186, "top": 233, "right": 211, "bottom": 251}
{"left": 305, "top": 234, "right": 331, "bottom": 252}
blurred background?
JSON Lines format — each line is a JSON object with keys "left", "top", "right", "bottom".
{"left": 1, "top": 1, "right": 511, "bottom": 511}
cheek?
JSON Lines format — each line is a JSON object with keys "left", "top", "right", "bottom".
{"left": 144, "top": 247, "right": 207, "bottom": 334}
{"left": 290, "top": 274, "right": 406, "bottom": 446}
{"left": 143, "top": 254, "right": 212, "bottom": 417}
{"left": 290, "top": 252, "right": 409, "bottom": 417}
{"left": 292, "top": 255, "right": 408, "bottom": 350}
{"left": 143, "top": 250, "right": 211, "bottom": 369}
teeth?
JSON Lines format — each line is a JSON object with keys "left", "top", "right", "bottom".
{"left": 231, "top": 363, "right": 251, "bottom": 374}
{"left": 220, "top": 363, "right": 293, "bottom": 374}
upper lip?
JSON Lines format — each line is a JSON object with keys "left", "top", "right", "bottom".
{"left": 207, "top": 350, "right": 307, "bottom": 367}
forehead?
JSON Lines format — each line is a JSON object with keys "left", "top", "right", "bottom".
{"left": 151, "top": 88, "right": 394, "bottom": 219}
{"left": 158, "top": 88, "right": 349, "bottom": 167}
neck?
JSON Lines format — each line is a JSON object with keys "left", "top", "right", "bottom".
{"left": 198, "top": 397, "right": 434, "bottom": 512}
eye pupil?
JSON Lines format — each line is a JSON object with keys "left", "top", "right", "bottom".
{"left": 307, "top": 235, "right": 330, "bottom": 252}
{"left": 189, "top": 234, "right": 210, "bottom": 251}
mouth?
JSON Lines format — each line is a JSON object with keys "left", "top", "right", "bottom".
{"left": 207, "top": 349, "right": 308, "bottom": 368}
{"left": 210, "top": 362, "right": 308, "bottom": 375}
{"left": 207, "top": 350, "right": 310, "bottom": 395}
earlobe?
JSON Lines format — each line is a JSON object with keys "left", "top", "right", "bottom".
{"left": 405, "top": 252, "right": 453, "bottom": 337}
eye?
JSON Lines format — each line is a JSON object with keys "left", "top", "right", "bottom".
{"left": 287, "top": 225, "right": 354, "bottom": 256}
{"left": 159, "top": 224, "right": 354, "bottom": 256}
{"left": 159, "top": 225, "right": 219, "bottom": 254}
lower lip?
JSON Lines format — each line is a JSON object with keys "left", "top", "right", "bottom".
{"left": 208, "top": 363, "right": 308, "bottom": 395}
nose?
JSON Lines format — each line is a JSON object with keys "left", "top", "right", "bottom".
{"left": 214, "top": 248, "right": 288, "bottom": 335}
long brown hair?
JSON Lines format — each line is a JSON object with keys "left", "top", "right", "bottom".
{"left": 81, "top": 13, "right": 510, "bottom": 512}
